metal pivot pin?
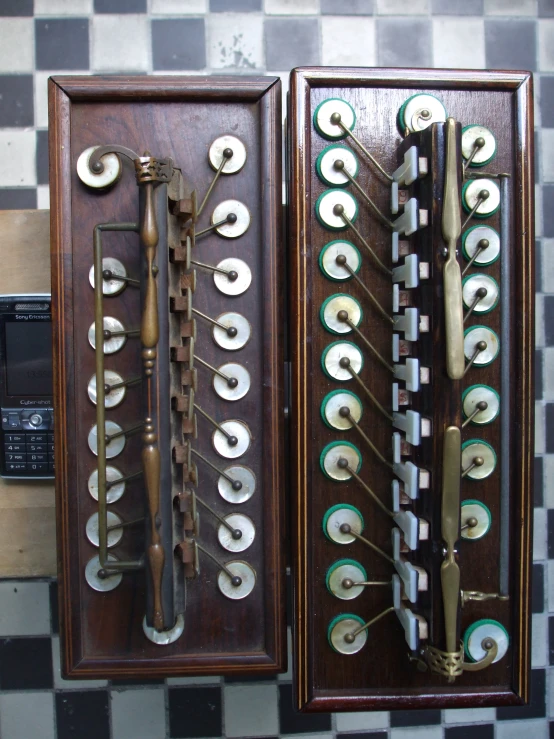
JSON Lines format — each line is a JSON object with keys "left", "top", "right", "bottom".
{"left": 197, "top": 146, "right": 234, "bottom": 217}
{"left": 328, "top": 111, "right": 393, "bottom": 182}
{"left": 332, "top": 160, "right": 395, "bottom": 230}
{"left": 192, "top": 307, "right": 238, "bottom": 337}
{"left": 462, "top": 455, "right": 485, "bottom": 478}
{"left": 335, "top": 254, "right": 393, "bottom": 324}
{"left": 462, "top": 401, "right": 488, "bottom": 428}
{"left": 194, "top": 404, "right": 238, "bottom": 447}
{"left": 336, "top": 311, "right": 394, "bottom": 374}
{"left": 463, "top": 287, "right": 488, "bottom": 323}
{"left": 463, "top": 340, "right": 488, "bottom": 376}
{"left": 463, "top": 136, "right": 486, "bottom": 170}
{"left": 462, "top": 238, "right": 490, "bottom": 276}
{"left": 462, "top": 189, "right": 490, "bottom": 229}
{"left": 190, "top": 447, "right": 243, "bottom": 492}
{"left": 195, "top": 212, "right": 237, "bottom": 239}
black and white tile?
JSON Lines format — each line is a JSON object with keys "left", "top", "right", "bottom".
{"left": 0, "top": 0, "right": 551, "bottom": 737}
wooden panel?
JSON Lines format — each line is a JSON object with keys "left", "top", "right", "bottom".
{"left": 289, "top": 68, "right": 534, "bottom": 711}
{"left": 50, "top": 76, "right": 285, "bottom": 678}
{"left": 0, "top": 210, "right": 56, "bottom": 577}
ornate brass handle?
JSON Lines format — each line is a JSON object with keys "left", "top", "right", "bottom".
{"left": 441, "top": 426, "right": 461, "bottom": 656}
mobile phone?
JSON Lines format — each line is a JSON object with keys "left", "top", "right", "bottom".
{"left": 0, "top": 295, "right": 53, "bottom": 479}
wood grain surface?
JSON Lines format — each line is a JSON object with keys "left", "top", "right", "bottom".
{"left": 289, "top": 67, "right": 534, "bottom": 711}
{"left": 50, "top": 76, "right": 285, "bottom": 678}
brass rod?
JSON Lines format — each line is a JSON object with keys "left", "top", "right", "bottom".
{"left": 462, "top": 340, "right": 487, "bottom": 378}
{"left": 194, "top": 403, "right": 236, "bottom": 445}
{"left": 196, "top": 495, "right": 240, "bottom": 536}
{"left": 346, "top": 365, "right": 393, "bottom": 421}
{"left": 106, "top": 376, "right": 142, "bottom": 392}
{"left": 335, "top": 118, "right": 393, "bottom": 182}
{"left": 192, "top": 307, "right": 234, "bottom": 333}
{"left": 197, "top": 151, "right": 230, "bottom": 216}
{"left": 106, "top": 422, "right": 143, "bottom": 443}
{"left": 104, "top": 328, "right": 140, "bottom": 338}
{"left": 350, "top": 529, "right": 395, "bottom": 564}
{"left": 341, "top": 259, "right": 394, "bottom": 324}
{"left": 191, "top": 258, "right": 233, "bottom": 276}
{"left": 461, "top": 191, "right": 489, "bottom": 230}
{"left": 107, "top": 516, "right": 145, "bottom": 532}
{"left": 93, "top": 222, "right": 140, "bottom": 573}
{"left": 463, "top": 290, "right": 487, "bottom": 323}
{"left": 191, "top": 448, "right": 242, "bottom": 490}
{"left": 461, "top": 402, "right": 488, "bottom": 429}
{"left": 339, "top": 166, "right": 395, "bottom": 230}
{"left": 346, "top": 319, "right": 395, "bottom": 373}
{"left": 461, "top": 238, "right": 489, "bottom": 277}
{"left": 346, "top": 462, "right": 393, "bottom": 517}
{"left": 196, "top": 542, "right": 237, "bottom": 582}
{"left": 194, "top": 217, "right": 229, "bottom": 239}
{"left": 463, "top": 137, "right": 486, "bottom": 171}
{"left": 102, "top": 270, "right": 140, "bottom": 286}
{"left": 340, "top": 211, "right": 392, "bottom": 276}
{"left": 349, "top": 606, "right": 395, "bottom": 638}
{"left": 106, "top": 469, "right": 143, "bottom": 490}
{"left": 342, "top": 413, "right": 392, "bottom": 470}
{"left": 195, "top": 355, "right": 234, "bottom": 384}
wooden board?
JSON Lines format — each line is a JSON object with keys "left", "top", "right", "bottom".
{"left": 289, "top": 67, "right": 534, "bottom": 711}
{"left": 0, "top": 209, "right": 56, "bottom": 577}
{"left": 50, "top": 76, "right": 285, "bottom": 678}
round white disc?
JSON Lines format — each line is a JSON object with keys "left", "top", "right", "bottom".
{"left": 320, "top": 241, "right": 361, "bottom": 280}
{"left": 322, "top": 341, "right": 363, "bottom": 381}
{"left": 142, "top": 613, "right": 185, "bottom": 645}
{"left": 88, "top": 465, "right": 126, "bottom": 504}
{"left": 461, "top": 500, "right": 492, "bottom": 540}
{"left": 85, "top": 554, "right": 122, "bottom": 592}
{"left": 212, "top": 200, "right": 250, "bottom": 238}
{"left": 462, "top": 385, "right": 500, "bottom": 425}
{"left": 322, "top": 391, "right": 362, "bottom": 430}
{"left": 461, "top": 125, "right": 496, "bottom": 166}
{"left": 462, "top": 178, "right": 500, "bottom": 217}
{"left": 88, "top": 421, "right": 126, "bottom": 459}
{"left": 88, "top": 370, "right": 126, "bottom": 408}
{"left": 212, "top": 420, "right": 251, "bottom": 459}
{"left": 464, "top": 326, "right": 500, "bottom": 366}
{"left": 314, "top": 98, "right": 356, "bottom": 139}
{"left": 463, "top": 226, "right": 500, "bottom": 265}
{"left": 218, "top": 560, "right": 256, "bottom": 600}
{"left": 208, "top": 135, "right": 247, "bottom": 174}
{"left": 88, "top": 317, "right": 127, "bottom": 355}
{"left": 218, "top": 465, "right": 256, "bottom": 504}
{"left": 77, "top": 146, "right": 121, "bottom": 189}
{"left": 212, "top": 312, "right": 251, "bottom": 351}
{"left": 213, "top": 362, "right": 250, "bottom": 401}
{"left": 86, "top": 511, "right": 123, "bottom": 548}
{"left": 402, "top": 94, "right": 446, "bottom": 133}
{"left": 462, "top": 274, "right": 499, "bottom": 313}
{"left": 213, "top": 258, "right": 251, "bottom": 296}
{"left": 327, "top": 560, "right": 366, "bottom": 600}
{"left": 324, "top": 505, "right": 363, "bottom": 544}
{"left": 321, "top": 442, "right": 361, "bottom": 481}
{"left": 329, "top": 616, "right": 367, "bottom": 654}
{"left": 321, "top": 294, "right": 362, "bottom": 334}
{"left": 462, "top": 440, "right": 497, "bottom": 480}
{"left": 88, "top": 257, "right": 127, "bottom": 296}
{"left": 317, "top": 145, "right": 358, "bottom": 186}
{"left": 316, "top": 189, "right": 358, "bottom": 230}
{"left": 218, "top": 513, "right": 255, "bottom": 553}
{"left": 465, "top": 619, "right": 509, "bottom": 664}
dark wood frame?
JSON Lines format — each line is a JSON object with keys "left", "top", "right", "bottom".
{"left": 288, "top": 67, "right": 534, "bottom": 712}
{"left": 50, "top": 75, "right": 286, "bottom": 678}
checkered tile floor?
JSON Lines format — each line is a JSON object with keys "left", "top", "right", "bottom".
{"left": 0, "top": 0, "right": 553, "bottom": 737}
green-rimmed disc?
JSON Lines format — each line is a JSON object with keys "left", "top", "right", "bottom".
{"left": 320, "top": 441, "right": 362, "bottom": 481}
{"left": 461, "top": 439, "right": 497, "bottom": 480}
{"left": 462, "top": 225, "right": 500, "bottom": 267}
{"left": 315, "top": 188, "right": 358, "bottom": 232}
{"left": 462, "top": 273, "right": 499, "bottom": 314}
{"left": 463, "top": 324, "right": 500, "bottom": 367}
{"left": 462, "top": 179, "right": 500, "bottom": 218}
{"left": 320, "top": 389, "right": 363, "bottom": 430}
{"left": 320, "top": 293, "right": 362, "bottom": 335}
{"left": 319, "top": 240, "right": 362, "bottom": 282}
{"left": 398, "top": 93, "right": 446, "bottom": 134}
{"left": 463, "top": 618, "right": 509, "bottom": 663}
{"left": 322, "top": 502, "right": 364, "bottom": 543}
{"left": 327, "top": 613, "right": 367, "bottom": 654}
{"left": 462, "top": 384, "right": 500, "bottom": 425}
{"left": 460, "top": 499, "right": 492, "bottom": 540}
{"left": 461, "top": 124, "right": 497, "bottom": 168}
{"left": 321, "top": 340, "right": 364, "bottom": 381}
{"left": 316, "top": 144, "right": 359, "bottom": 188}
{"left": 326, "top": 558, "right": 367, "bottom": 598}
{"left": 313, "top": 98, "right": 356, "bottom": 140}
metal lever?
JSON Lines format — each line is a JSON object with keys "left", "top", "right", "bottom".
{"left": 441, "top": 427, "right": 462, "bottom": 661}
{"left": 442, "top": 118, "right": 464, "bottom": 380}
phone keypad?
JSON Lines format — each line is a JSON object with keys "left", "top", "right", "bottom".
{"left": 3, "top": 432, "right": 54, "bottom": 475}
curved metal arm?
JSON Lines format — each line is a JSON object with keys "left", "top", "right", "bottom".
{"left": 88, "top": 145, "right": 140, "bottom": 175}
{"left": 462, "top": 639, "right": 498, "bottom": 671}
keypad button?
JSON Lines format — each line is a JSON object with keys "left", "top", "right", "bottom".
{"left": 28, "top": 434, "right": 47, "bottom": 443}
{"left": 28, "top": 453, "right": 47, "bottom": 463}
{"left": 8, "top": 413, "right": 21, "bottom": 429}
{"left": 48, "top": 443, "right": 54, "bottom": 453}
{"left": 4, "top": 443, "right": 25, "bottom": 452}
{"left": 48, "top": 433, "right": 54, "bottom": 442}
{"left": 28, "top": 463, "right": 48, "bottom": 472}
{"left": 48, "top": 463, "right": 55, "bottom": 473}
{"left": 48, "top": 453, "right": 55, "bottom": 463}
{"left": 5, "top": 434, "right": 25, "bottom": 443}
{"left": 6, "top": 463, "right": 27, "bottom": 472}
{"left": 27, "top": 443, "right": 46, "bottom": 453}
{"left": 6, "top": 453, "right": 26, "bottom": 462}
